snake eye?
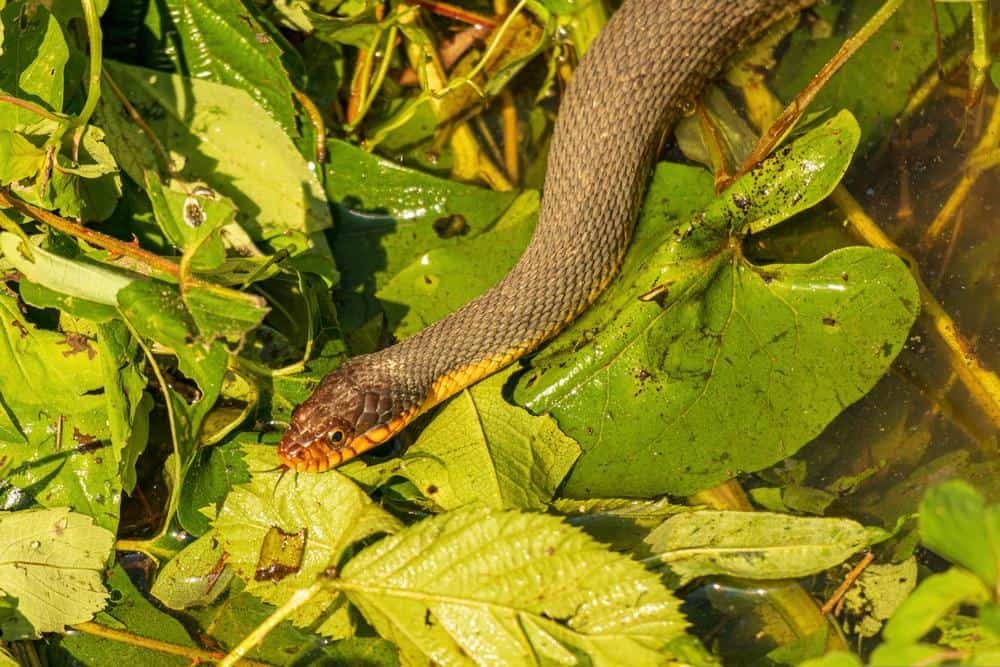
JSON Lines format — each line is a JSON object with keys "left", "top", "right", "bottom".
{"left": 327, "top": 428, "right": 346, "bottom": 445}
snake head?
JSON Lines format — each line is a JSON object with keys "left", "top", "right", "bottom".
{"left": 278, "top": 360, "right": 406, "bottom": 472}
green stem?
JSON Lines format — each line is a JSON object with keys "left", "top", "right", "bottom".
{"left": 348, "top": 25, "right": 400, "bottom": 130}
{"left": 72, "top": 0, "right": 103, "bottom": 132}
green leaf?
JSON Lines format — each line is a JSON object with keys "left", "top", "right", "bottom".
{"left": 184, "top": 584, "right": 401, "bottom": 666}
{"left": 992, "top": 63, "right": 1000, "bottom": 89}
{"left": 378, "top": 192, "right": 538, "bottom": 338}
{"left": 645, "top": 511, "right": 869, "bottom": 585}
{"left": 841, "top": 557, "right": 918, "bottom": 638}
{"left": 1, "top": 232, "right": 137, "bottom": 308}
{"left": 338, "top": 507, "right": 688, "bottom": 666}
{"left": 798, "top": 652, "right": 864, "bottom": 667}
{"left": 144, "top": 171, "right": 235, "bottom": 271}
{"left": 324, "top": 138, "right": 518, "bottom": 307}
{"left": 0, "top": 508, "right": 113, "bottom": 638}
{"left": 98, "top": 61, "right": 331, "bottom": 240}
{"left": 552, "top": 497, "right": 692, "bottom": 553}
{"left": 94, "top": 320, "right": 149, "bottom": 494}
{"left": 211, "top": 446, "right": 401, "bottom": 637}
{"left": 0, "top": 130, "right": 45, "bottom": 183}
{"left": 869, "top": 642, "right": 945, "bottom": 667}
{"left": 919, "top": 480, "right": 1000, "bottom": 589}
{"left": 883, "top": 568, "right": 991, "bottom": 644}
{"left": 160, "top": 0, "right": 299, "bottom": 136}
{"left": 0, "top": 1, "right": 69, "bottom": 129}
{"left": 373, "top": 368, "right": 579, "bottom": 510}
{"left": 516, "top": 111, "right": 919, "bottom": 497}
{"left": 54, "top": 565, "right": 198, "bottom": 665}
{"left": 177, "top": 436, "right": 251, "bottom": 536}
{"left": 151, "top": 531, "right": 234, "bottom": 610}
{"left": 0, "top": 294, "right": 123, "bottom": 530}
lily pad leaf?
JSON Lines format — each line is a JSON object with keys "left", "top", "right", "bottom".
{"left": 338, "top": 506, "right": 688, "bottom": 666}
{"left": 364, "top": 367, "right": 579, "bottom": 511}
{"left": 98, "top": 61, "right": 331, "bottom": 240}
{"left": 515, "top": 111, "right": 920, "bottom": 497}
{"left": 211, "top": 446, "right": 401, "bottom": 638}
{"left": 0, "top": 508, "right": 113, "bottom": 638}
{"left": 645, "top": 511, "right": 870, "bottom": 585}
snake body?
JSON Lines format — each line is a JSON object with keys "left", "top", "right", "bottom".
{"left": 279, "top": 0, "right": 812, "bottom": 471}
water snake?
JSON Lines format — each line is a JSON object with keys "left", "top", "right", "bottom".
{"left": 279, "top": 0, "right": 814, "bottom": 472}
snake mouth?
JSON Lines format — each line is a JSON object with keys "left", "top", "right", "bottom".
{"left": 277, "top": 422, "right": 403, "bottom": 472}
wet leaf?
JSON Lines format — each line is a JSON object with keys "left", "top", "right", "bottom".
{"left": 211, "top": 446, "right": 401, "bottom": 637}
{"left": 339, "top": 506, "right": 688, "bottom": 666}
{"left": 645, "top": 511, "right": 869, "bottom": 585}
{"left": 98, "top": 61, "right": 331, "bottom": 239}
{"left": 0, "top": 508, "right": 113, "bottom": 638}
{"left": 375, "top": 368, "right": 579, "bottom": 511}
{"left": 516, "top": 111, "right": 919, "bottom": 497}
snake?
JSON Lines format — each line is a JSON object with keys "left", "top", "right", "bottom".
{"left": 278, "top": 0, "right": 814, "bottom": 472}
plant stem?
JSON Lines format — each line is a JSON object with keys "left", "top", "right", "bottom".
{"left": 73, "top": 621, "right": 271, "bottom": 666}
{"left": 218, "top": 581, "right": 323, "bottom": 667}
{"left": 71, "top": 0, "right": 103, "bottom": 134}
{"left": 830, "top": 186, "right": 1000, "bottom": 433}
{"left": 0, "top": 187, "right": 181, "bottom": 279}
{"left": 0, "top": 95, "right": 68, "bottom": 123}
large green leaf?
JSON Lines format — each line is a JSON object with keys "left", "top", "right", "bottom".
{"left": 0, "top": 508, "right": 113, "bottom": 638}
{"left": 0, "top": 1, "right": 68, "bottom": 129}
{"left": 355, "top": 368, "right": 579, "bottom": 511}
{"left": 514, "top": 111, "right": 920, "bottom": 497}
{"left": 211, "top": 446, "right": 401, "bottom": 637}
{"left": 338, "top": 507, "right": 688, "bottom": 666}
{"left": 645, "top": 511, "right": 870, "bottom": 585}
{"left": 98, "top": 61, "right": 331, "bottom": 239}
{"left": 324, "top": 139, "right": 518, "bottom": 323}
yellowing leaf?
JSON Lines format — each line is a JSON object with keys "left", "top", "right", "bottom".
{"left": 0, "top": 508, "right": 113, "bottom": 638}
{"left": 646, "top": 511, "right": 869, "bottom": 585}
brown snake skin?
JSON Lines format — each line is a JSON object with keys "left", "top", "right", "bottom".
{"left": 279, "top": 0, "right": 815, "bottom": 472}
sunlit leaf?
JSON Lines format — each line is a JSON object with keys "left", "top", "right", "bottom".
{"left": 338, "top": 506, "right": 688, "bottom": 666}
{"left": 0, "top": 1, "right": 68, "bottom": 129}
{"left": 367, "top": 368, "right": 579, "bottom": 510}
{"left": 0, "top": 508, "right": 112, "bottom": 638}
{"left": 98, "top": 62, "right": 331, "bottom": 239}
{"left": 211, "top": 446, "right": 401, "bottom": 637}
{"left": 883, "top": 568, "right": 991, "bottom": 645}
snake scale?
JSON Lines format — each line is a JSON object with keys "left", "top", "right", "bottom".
{"left": 279, "top": 0, "right": 814, "bottom": 471}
